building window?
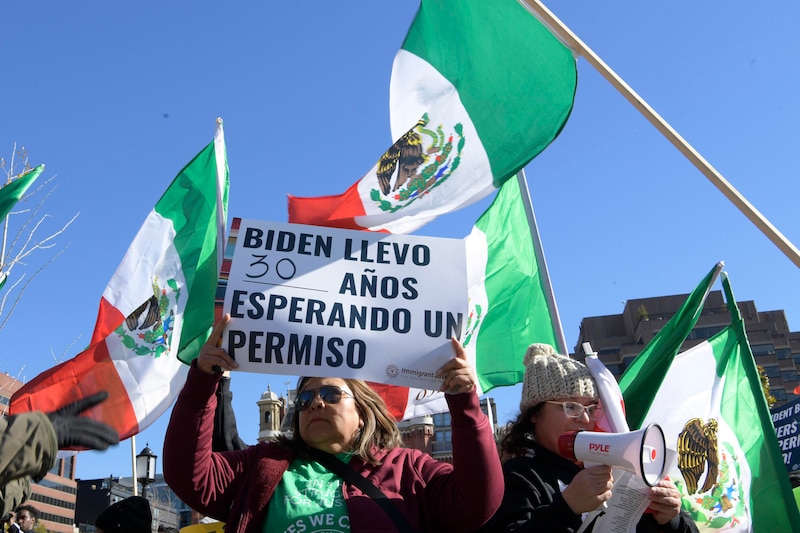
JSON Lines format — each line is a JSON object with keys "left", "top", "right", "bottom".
{"left": 765, "top": 366, "right": 781, "bottom": 378}
{"left": 773, "top": 389, "right": 787, "bottom": 401}
{"left": 751, "top": 344, "right": 775, "bottom": 357}
{"left": 781, "top": 370, "right": 797, "bottom": 383}
{"left": 776, "top": 348, "right": 792, "bottom": 360}
{"left": 432, "top": 413, "right": 451, "bottom": 427}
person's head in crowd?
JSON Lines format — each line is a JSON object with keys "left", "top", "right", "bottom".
{"left": 499, "top": 343, "right": 599, "bottom": 458}
{"left": 13, "top": 505, "right": 38, "bottom": 533}
{"left": 278, "top": 376, "right": 404, "bottom": 464}
{"left": 95, "top": 496, "right": 151, "bottom": 533}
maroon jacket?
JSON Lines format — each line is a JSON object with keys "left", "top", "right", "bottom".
{"left": 163, "top": 364, "right": 503, "bottom": 533}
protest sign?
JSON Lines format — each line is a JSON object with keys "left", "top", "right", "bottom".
{"left": 217, "top": 219, "right": 467, "bottom": 389}
{"left": 771, "top": 396, "right": 800, "bottom": 472}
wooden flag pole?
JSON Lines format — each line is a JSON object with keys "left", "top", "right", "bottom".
{"left": 520, "top": 0, "right": 800, "bottom": 269}
{"left": 517, "top": 170, "right": 569, "bottom": 355}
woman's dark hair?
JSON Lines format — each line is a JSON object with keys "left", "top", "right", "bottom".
{"left": 499, "top": 404, "right": 544, "bottom": 458}
{"left": 277, "top": 377, "right": 403, "bottom": 465}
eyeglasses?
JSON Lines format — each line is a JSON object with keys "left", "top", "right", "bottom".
{"left": 546, "top": 401, "right": 602, "bottom": 420}
{"left": 295, "top": 385, "right": 354, "bottom": 411}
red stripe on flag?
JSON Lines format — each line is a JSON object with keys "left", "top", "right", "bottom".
{"left": 9, "top": 340, "right": 139, "bottom": 443}
{"left": 367, "top": 382, "right": 410, "bottom": 421}
{"left": 91, "top": 297, "right": 126, "bottom": 345}
{"left": 288, "top": 182, "right": 368, "bottom": 230}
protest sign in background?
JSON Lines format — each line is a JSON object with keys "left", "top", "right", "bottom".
{"left": 771, "top": 396, "right": 800, "bottom": 472}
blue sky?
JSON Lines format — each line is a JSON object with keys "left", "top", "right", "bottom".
{"left": 2, "top": 1, "right": 799, "bottom": 482}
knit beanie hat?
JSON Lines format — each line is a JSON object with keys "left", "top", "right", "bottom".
{"left": 520, "top": 343, "right": 597, "bottom": 412}
{"left": 95, "top": 496, "right": 151, "bottom": 533}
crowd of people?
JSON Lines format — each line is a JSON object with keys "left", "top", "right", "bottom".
{"left": 2, "top": 313, "right": 701, "bottom": 532}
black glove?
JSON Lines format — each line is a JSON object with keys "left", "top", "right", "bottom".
{"left": 47, "top": 391, "right": 121, "bottom": 450}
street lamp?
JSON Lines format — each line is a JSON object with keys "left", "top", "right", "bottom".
{"left": 136, "top": 445, "right": 157, "bottom": 498}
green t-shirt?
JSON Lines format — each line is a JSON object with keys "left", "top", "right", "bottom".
{"left": 263, "top": 453, "right": 353, "bottom": 533}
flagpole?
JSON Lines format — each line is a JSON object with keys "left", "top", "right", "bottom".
{"left": 516, "top": 171, "right": 569, "bottom": 355}
{"left": 130, "top": 434, "right": 139, "bottom": 496}
{"left": 520, "top": 0, "right": 800, "bottom": 269}
{"left": 214, "top": 117, "right": 227, "bottom": 272}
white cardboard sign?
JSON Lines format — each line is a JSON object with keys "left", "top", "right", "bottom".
{"left": 218, "top": 219, "right": 467, "bottom": 389}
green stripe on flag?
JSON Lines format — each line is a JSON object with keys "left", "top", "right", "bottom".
{"left": 714, "top": 276, "right": 800, "bottom": 530}
{"left": 401, "top": 0, "right": 576, "bottom": 187}
{"left": 619, "top": 262, "right": 722, "bottom": 429}
{"left": 0, "top": 164, "right": 43, "bottom": 220}
{"left": 467, "top": 176, "right": 559, "bottom": 392}
{"left": 155, "top": 132, "right": 229, "bottom": 363}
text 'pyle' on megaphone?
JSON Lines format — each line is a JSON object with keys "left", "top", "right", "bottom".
{"left": 557, "top": 423, "right": 667, "bottom": 486}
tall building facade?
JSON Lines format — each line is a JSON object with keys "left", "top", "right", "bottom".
{"left": 1, "top": 373, "right": 78, "bottom": 533}
{"left": 574, "top": 290, "right": 799, "bottom": 408}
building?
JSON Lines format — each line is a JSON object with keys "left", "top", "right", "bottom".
{"left": 574, "top": 289, "right": 799, "bottom": 408}
{"left": 1, "top": 372, "right": 78, "bottom": 533}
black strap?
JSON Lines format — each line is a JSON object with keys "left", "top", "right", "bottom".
{"left": 308, "top": 448, "right": 419, "bottom": 533}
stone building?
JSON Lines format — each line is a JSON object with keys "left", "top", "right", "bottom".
{"left": 574, "top": 289, "right": 799, "bottom": 408}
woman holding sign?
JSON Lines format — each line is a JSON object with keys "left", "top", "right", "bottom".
{"left": 478, "top": 344, "right": 697, "bottom": 533}
{"left": 164, "top": 314, "right": 502, "bottom": 533}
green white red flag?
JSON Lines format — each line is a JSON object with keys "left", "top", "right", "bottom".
{"left": 620, "top": 270, "right": 800, "bottom": 531}
{"left": 0, "top": 164, "right": 42, "bottom": 220}
{"left": 288, "top": 0, "right": 576, "bottom": 234}
{"left": 376, "top": 175, "right": 563, "bottom": 420}
{"left": 10, "top": 120, "right": 229, "bottom": 440}
{"left": 0, "top": 164, "right": 44, "bottom": 290}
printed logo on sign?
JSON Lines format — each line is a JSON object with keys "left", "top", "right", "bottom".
{"left": 115, "top": 277, "right": 180, "bottom": 358}
{"left": 370, "top": 113, "right": 465, "bottom": 213}
{"left": 385, "top": 364, "right": 400, "bottom": 379}
{"left": 676, "top": 417, "right": 749, "bottom": 529}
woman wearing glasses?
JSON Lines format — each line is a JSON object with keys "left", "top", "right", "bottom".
{"left": 164, "top": 314, "right": 502, "bottom": 533}
{"left": 479, "top": 343, "right": 696, "bottom": 533}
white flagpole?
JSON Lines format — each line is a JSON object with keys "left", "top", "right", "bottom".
{"left": 130, "top": 434, "right": 138, "bottom": 496}
{"left": 516, "top": 171, "right": 569, "bottom": 355}
{"left": 519, "top": 0, "right": 800, "bottom": 269}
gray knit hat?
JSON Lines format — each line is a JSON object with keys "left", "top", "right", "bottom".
{"left": 520, "top": 343, "right": 597, "bottom": 412}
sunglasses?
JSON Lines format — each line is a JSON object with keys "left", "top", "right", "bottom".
{"left": 545, "top": 401, "right": 602, "bottom": 420}
{"left": 295, "top": 385, "right": 353, "bottom": 411}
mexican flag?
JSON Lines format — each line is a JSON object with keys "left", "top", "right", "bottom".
{"left": 10, "top": 120, "right": 229, "bottom": 440}
{"left": 288, "top": 0, "right": 576, "bottom": 234}
{"left": 620, "top": 273, "right": 800, "bottom": 531}
{"left": 0, "top": 164, "right": 42, "bottom": 220}
{"left": 620, "top": 262, "right": 723, "bottom": 428}
{"left": 376, "top": 175, "right": 563, "bottom": 420}
{"left": 0, "top": 164, "right": 44, "bottom": 290}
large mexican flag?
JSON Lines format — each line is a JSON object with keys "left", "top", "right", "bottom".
{"left": 289, "top": 0, "right": 576, "bottom": 234}
{"left": 10, "top": 120, "right": 229, "bottom": 440}
{"left": 620, "top": 273, "right": 800, "bottom": 531}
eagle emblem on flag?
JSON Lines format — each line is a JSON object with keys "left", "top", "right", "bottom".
{"left": 371, "top": 112, "right": 464, "bottom": 213}
{"left": 677, "top": 417, "right": 720, "bottom": 494}
{"left": 115, "top": 277, "right": 180, "bottom": 358}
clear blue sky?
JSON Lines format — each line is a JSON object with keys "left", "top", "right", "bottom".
{"left": 2, "top": 1, "right": 799, "bottom": 481}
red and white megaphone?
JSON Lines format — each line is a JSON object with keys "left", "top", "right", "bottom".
{"left": 557, "top": 424, "right": 667, "bottom": 486}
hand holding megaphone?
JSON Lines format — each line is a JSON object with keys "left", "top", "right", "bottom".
{"left": 562, "top": 464, "right": 614, "bottom": 514}
{"left": 558, "top": 423, "right": 667, "bottom": 487}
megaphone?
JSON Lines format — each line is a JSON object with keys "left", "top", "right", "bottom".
{"left": 557, "top": 423, "right": 667, "bottom": 486}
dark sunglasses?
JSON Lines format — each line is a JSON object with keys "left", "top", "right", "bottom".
{"left": 295, "top": 385, "right": 353, "bottom": 411}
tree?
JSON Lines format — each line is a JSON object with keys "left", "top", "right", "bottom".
{"left": 0, "top": 144, "right": 77, "bottom": 331}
